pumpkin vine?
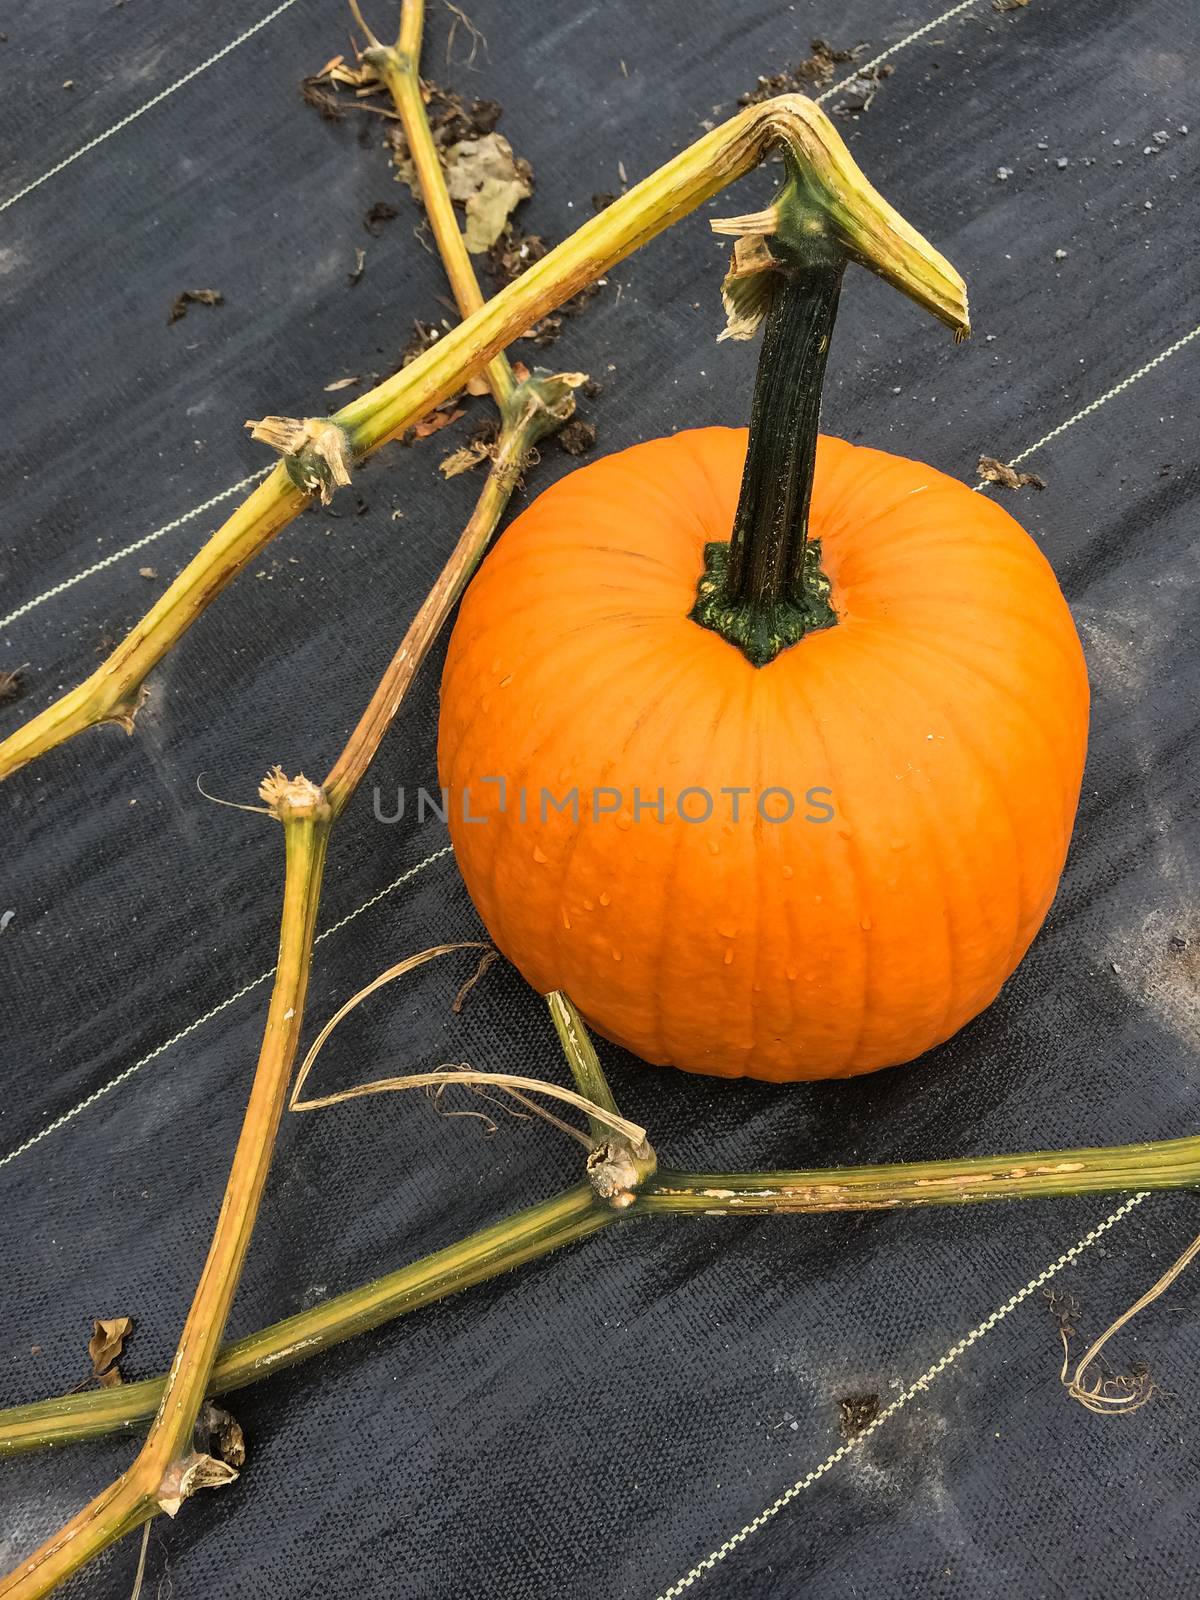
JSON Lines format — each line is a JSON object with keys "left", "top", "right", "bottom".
{"left": 0, "top": 5, "right": 1191, "bottom": 1596}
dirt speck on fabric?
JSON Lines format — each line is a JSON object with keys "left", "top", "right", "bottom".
{"left": 739, "top": 40, "right": 867, "bottom": 104}
{"left": 1107, "top": 908, "right": 1200, "bottom": 1049}
{"left": 838, "top": 1392, "right": 881, "bottom": 1438}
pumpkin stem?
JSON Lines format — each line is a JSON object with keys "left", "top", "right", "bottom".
{"left": 690, "top": 244, "right": 843, "bottom": 667}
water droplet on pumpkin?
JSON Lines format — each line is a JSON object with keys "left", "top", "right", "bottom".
{"left": 723, "top": 948, "right": 734, "bottom": 965}
{"left": 781, "top": 864, "right": 794, "bottom": 880}
{"left": 805, "top": 970, "right": 817, "bottom": 982}
{"left": 786, "top": 966, "right": 799, "bottom": 982}
{"left": 860, "top": 915, "right": 873, "bottom": 931}
{"left": 499, "top": 674, "right": 513, "bottom": 688}
{"left": 716, "top": 921, "right": 739, "bottom": 939}
{"left": 532, "top": 845, "right": 548, "bottom": 864}
{"left": 561, "top": 908, "right": 572, "bottom": 930}
{"left": 616, "top": 815, "right": 632, "bottom": 832}
{"left": 480, "top": 696, "right": 491, "bottom": 714}
{"left": 707, "top": 839, "right": 721, "bottom": 856}
{"left": 599, "top": 891, "right": 611, "bottom": 907}
{"left": 611, "top": 947, "right": 623, "bottom": 962}
{"left": 490, "top": 656, "right": 502, "bottom": 674}
{"left": 582, "top": 898, "right": 594, "bottom": 912}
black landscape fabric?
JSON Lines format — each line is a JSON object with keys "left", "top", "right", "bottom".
{"left": 1, "top": 0, "right": 1198, "bottom": 1596}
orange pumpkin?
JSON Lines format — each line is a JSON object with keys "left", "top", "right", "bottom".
{"left": 438, "top": 426, "right": 1088, "bottom": 1081}
{"left": 437, "top": 212, "right": 1087, "bottom": 1082}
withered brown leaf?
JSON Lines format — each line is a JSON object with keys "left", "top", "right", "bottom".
{"left": 977, "top": 455, "right": 1046, "bottom": 491}
{"left": 88, "top": 1315, "right": 133, "bottom": 1379}
{"left": 410, "top": 407, "right": 465, "bottom": 440}
{"left": 168, "top": 289, "right": 223, "bottom": 325}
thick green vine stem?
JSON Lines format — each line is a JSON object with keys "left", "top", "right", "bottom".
{"left": 0, "top": 1184, "right": 612, "bottom": 1456}
{"left": 692, "top": 156, "right": 965, "bottom": 667}
{"left": 5, "top": 1127, "right": 1200, "bottom": 1458}
{"left": 691, "top": 255, "right": 843, "bottom": 665}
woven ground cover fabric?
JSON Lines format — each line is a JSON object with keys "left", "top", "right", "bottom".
{"left": 1, "top": 0, "right": 1197, "bottom": 1595}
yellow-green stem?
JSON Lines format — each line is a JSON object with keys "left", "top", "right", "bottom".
{"left": 0, "top": 1185, "right": 610, "bottom": 1456}
{"left": 546, "top": 991, "right": 622, "bottom": 1143}
{"left": 323, "top": 378, "right": 569, "bottom": 817}
{"left": 5, "top": 1128, "right": 1199, "bottom": 1460}
{"left": 0, "top": 784, "right": 329, "bottom": 1599}
{"left": 0, "top": 93, "right": 966, "bottom": 781}
{"left": 367, "top": 0, "right": 518, "bottom": 416}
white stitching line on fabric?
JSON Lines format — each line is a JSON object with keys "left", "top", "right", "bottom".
{"left": 814, "top": 0, "right": 984, "bottom": 106}
{"left": 1006, "top": 323, "right": 1200, "bottom": 467}
{"left": 0, "top": 0, "right": 303, "bottom": 216}
{"left": 967, "top": 321, "right": 1200, "bottom": 493}
{"left": 0, "top": 471, "right": 271, "bottom": 635}
{"left": 653, "top": 1192, "right": 1150, "bottom": 1600}
{"left": 0, "top": 843, "right": 454, "bottom": 1173}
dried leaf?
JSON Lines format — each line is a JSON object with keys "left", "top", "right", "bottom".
{"left": 168, "top": 289, "right": 223, "bottom": 325}
{"left": 158, "top": 1451, "right": 238, "bottom": 1518}
{"left": 443, "top": 133, "right": 533, "bottom": 253}
{"left": 557, "top": 419, "right": 597, "bottom": 457}
{"left": 88, "top": 1315, "right": 133, "bottom": 1376}
{"left": 440, "top": 439, "right": 493, "bottom": 478}
{"left": 740, "top": 39, "right": 867, "bottom": 104}
{"left": 977, "top": 455, "right": 1046, "bottom": 491}
{"left": 465, "top": 372, "right": 491, "bottom": 397}
{"left": 197, "top": 1400, "right": 246, "bottom": 1468}
{"left": 832, "top": 63, "right": 894, "bottom": 117}
{"left": 0, "top": 666, "right": 28, "bottom": 708}
{"left": 718, "top": 234, "right": 780, "bottom": 342}
{"left": 348, "top": 247, "right": 366, "bottom": 285}
{"left": 138, "top": 566, "right": 158, "bottom": 579}
{"left": 410, "top": 407, "right": 465, "bottom": 440}
{"left": 299, "top": 78, "right": 345, "bottom": 121}
{"left": 323, "top": 376, "right": 361, "bottom": 392}
{"left": 97, "top": 1366, "right": 124, "bottom": 1389}
{"left": 364, "top": 200, "right": 400, "bottom": 236}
